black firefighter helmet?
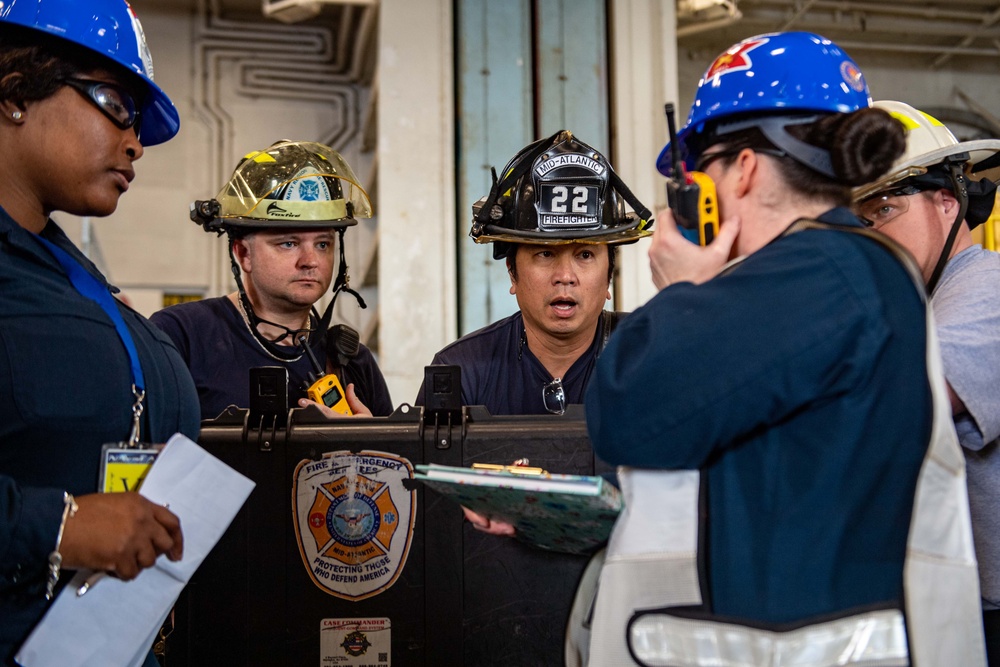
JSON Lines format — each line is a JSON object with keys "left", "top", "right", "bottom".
{"left": 470, "top": 130, "right": 653, "bottom": 259}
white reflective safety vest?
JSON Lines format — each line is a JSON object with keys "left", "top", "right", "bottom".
{"left": 579, "top": 224, "right": 985, "bottom": 667}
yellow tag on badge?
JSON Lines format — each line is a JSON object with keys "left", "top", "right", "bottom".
{"left": 100, "top": 445, "right": 158, "bottom": 493}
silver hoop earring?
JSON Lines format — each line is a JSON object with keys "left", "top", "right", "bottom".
{"left": 11, "top": 111, "right": 22, "bottom": 120}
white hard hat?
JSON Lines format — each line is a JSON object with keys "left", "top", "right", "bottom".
{"left": 854, "top": 100, "right": 1000, "bottom": 202}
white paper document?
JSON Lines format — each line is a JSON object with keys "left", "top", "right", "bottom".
{"left": 16, "top": 433, "right": 255, "bottom": 667}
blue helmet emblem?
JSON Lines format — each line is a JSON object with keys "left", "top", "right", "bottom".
{"left": 299, "top": 180, "right": 321, "bottom": 201}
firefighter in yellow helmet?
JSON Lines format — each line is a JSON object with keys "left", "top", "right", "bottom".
{"left": 153, "top": 141, "right": 393, "bottom": 420}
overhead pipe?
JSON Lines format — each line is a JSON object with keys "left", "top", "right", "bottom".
{"left": 933, "top": 4, "right": 1000, "bottom": 67}
{"left": 836, "top": 39, "right": 1000, "bottom": 59}
{"left": 779, "top": 0, "right": 818, "bottom": 31}
{"left": 741, "top": 0, "right": 995, "bottom": 23}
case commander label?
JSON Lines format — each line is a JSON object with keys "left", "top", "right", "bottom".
{"left": 320, "top": 618, "right": 390, "bottom": 666}
{"left": 292, "top": 450, "right": 415, "bottom": 601}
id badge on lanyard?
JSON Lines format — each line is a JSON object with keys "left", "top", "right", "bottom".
{"left": 31, "top": 234, "right": 160, "bottom": 494}
{"left": 99, "top": 385, "right": 158, "bottom": 493}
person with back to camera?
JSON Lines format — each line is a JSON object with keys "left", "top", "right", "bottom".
{"left": 417, "top": 130, "right": 653, "bottom": 416}
{"left": 152, "top": 140, "right": 393, "bottom": 421}
{"left": 853, "top": 100, "right": 1000, "bottom": 664}
{"left": 0, "top": 0, "right": 199, "bottom": 664}
{"left": 582, "top": 32, "right": 985, "bottom": 666}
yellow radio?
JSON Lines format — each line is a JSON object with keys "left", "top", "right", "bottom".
{"left": 664, "top": 103, "right": 721, "bottom": 246}
{"left": 306, "top": 373, "right": 352, "bottom": 415}
{"left": 298, "top": 333, "right": 353, "bottom": 416}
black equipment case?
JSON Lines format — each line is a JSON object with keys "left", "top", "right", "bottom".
{"left": 169, "top": 400, "right": 609, "bottom": 666}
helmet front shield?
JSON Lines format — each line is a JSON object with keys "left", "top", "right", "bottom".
{"left": 214, "top": 141, "right": 372, "bottom": 229}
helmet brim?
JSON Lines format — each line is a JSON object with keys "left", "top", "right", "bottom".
{"left": 137, "top": 80, "right": 180, "bottom": 146}
{"left": 473, "top": 225, "right": 651, "bottom": 247}
{"left": 853, "top": 138, "right": 1000, "bottom": 202}
{"left": 218, "top": 216, "right": 359, "bottom": 230}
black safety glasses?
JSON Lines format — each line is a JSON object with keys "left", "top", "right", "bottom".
{"left": 254, "top": 315, "right": 316, "bottom": 345}
{"left": 63, "top": 77, "right": 141, "bottom": 133}
{"left": 543, "top": 377, "right": 566, "bottom": 415}
{"left": 693, "top": 146, "right": 787, "bottom": 172}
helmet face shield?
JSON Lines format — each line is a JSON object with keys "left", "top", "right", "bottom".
{"left": 214, "top": 141, "right": 373, "bottom": 229}
{"left": 471, "top": 130, "right": 651, "bottom": 257}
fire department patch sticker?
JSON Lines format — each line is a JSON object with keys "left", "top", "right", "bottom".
{"left": 293, "top": 451, "right": 415, "bottom": 600}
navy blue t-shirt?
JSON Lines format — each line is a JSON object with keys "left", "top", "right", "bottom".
{"left": 151, "top": 297, "right": 393, "bottom": 420}
{"left": 418, "top": 311, "right": 622, "bottom": 415}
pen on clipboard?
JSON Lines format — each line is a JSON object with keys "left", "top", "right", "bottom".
{"left": 76, "top": 572, "right": 106, "bottom": 597}
{"left": 471, "top": 462, "right": 549, "bottom": 475}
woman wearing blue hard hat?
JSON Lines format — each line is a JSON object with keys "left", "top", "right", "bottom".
{"left": 0, "top": 0, "right": 198, "bottom": 664}
{"left": 583, "top": 32, "right": 985, "bottom": 665}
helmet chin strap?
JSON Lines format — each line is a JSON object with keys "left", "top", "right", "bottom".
{"left": 926, "top": 158, "right": 970, "bottom": 295}
{"left": 318, "top": 227, "right": 366, "bottom": 333}
{"left": 228, "top": 238, "right": 308, "bottom": 362}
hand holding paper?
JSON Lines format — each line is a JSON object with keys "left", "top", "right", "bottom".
{"left": 16, "top": 434, "right": 255, "bottom": 667}
{"left": 60, "top": 492, "right": 183, "bottom": 580}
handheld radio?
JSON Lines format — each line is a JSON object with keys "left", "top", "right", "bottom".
{"left": 664, "top": 103, "right": 720, "bottom": 246}
{"left": 297, "top": 334, "right": 352, "bottom": 415}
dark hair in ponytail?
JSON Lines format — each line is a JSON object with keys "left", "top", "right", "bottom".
{"left": 701, "top": 108, "right": 906, "bottom": 206}
{"left": 789, "top": 107, "right": 906, "bottom": 186}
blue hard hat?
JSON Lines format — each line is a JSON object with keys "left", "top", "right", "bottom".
{"left": 657, "top": 31, "right": 871, "bottom": 176}
{"left": 0, "top": 0, "right": 180, "bottom": 146}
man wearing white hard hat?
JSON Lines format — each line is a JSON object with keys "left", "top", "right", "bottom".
{"left": 855, "top": 100, "right": 1000, "bottom": 662}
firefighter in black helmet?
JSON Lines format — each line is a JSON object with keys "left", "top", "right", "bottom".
{"left": 419, "top": 130, "right": 652, "bottom": 416}
{"left": 152, "top": 140, "right": 393, "bottom": 419}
